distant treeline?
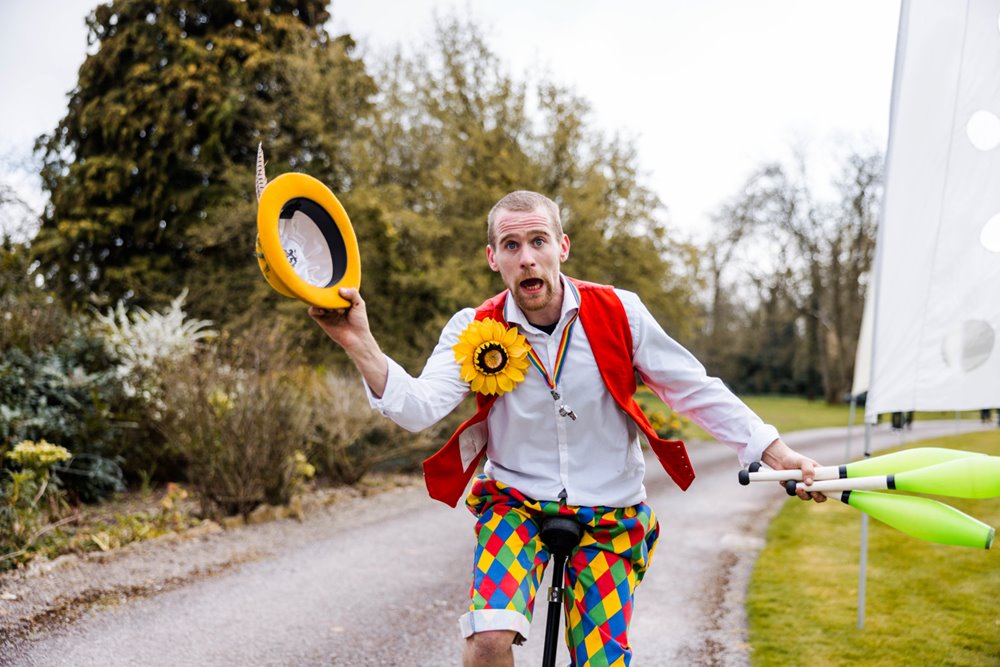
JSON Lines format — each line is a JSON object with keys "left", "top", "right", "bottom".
{"left": 11, "top": 0, "right": 879, "bottom": 400}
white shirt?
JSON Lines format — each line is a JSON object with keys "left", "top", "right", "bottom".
{"left": 366, "top": 275, "right": 778, "bottom": 507}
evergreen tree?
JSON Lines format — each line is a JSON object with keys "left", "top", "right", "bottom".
{"left": 32, "top": 0, "right": 374, "bottom": 322}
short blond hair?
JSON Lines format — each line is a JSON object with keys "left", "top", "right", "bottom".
{"left": 486, "top": 191, "right": 562, "bottom": 247}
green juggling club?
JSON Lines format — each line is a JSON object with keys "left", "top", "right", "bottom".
{"left": 788, "top": 456, "right": 1000, "bottom": 498}
{"left": 826, "top": 489, "right": 995, "bottom": 549}
{"left": 739, "top": 446, "right": 985, "bottom": 485}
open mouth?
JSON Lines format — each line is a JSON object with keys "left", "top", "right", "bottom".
{"left": 519, "top": 278, "right": 544, "bottom": 294}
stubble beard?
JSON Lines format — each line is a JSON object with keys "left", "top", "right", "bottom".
{"left": 512, "top": 274, "right": 556, "bottom": 315}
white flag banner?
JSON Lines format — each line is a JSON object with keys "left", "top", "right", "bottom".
{"left": 851, "top": 279, "right": 874, "bottom": 398}
{"left": 865, "top": 0, "right": 1000, "bottom": 422}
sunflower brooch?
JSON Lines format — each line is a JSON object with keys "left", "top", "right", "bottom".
{"left": 453, "top": 318, "right": 530, "bottom": 396}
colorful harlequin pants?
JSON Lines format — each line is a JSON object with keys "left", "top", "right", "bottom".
{"left": 459, "top": 476, "right": 659, "bottom": 667}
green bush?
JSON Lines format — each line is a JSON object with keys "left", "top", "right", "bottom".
{"left": 0, "top": 328, "right": 125, "bottom": 467}
{"left": 52, "top": 453, "right": 126, "bottom": 504}
{"left": 634, "top": 386, "right": 687, "bottom": 440}
{"left": 90, "top": 290, "right": 216, "bottom": 483}
{"left": 0, "top": 440, "right": 73, "bottom": 570}
{"left": 157, "top": 330, "right": 319, "bottom": 516}
{"left": 0, "top": 247, "right": 135, "bottom": 501}
{"left": 307, "top": 372, "right": 439, "bottom": 485}
{"left": 0, "top": 242, "right": 71, "bottom": 355}
{"left": 2, "top": 237, "right": 437, "bottom": 511}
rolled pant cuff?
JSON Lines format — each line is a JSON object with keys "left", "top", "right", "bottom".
{"left": 459, "top": 608, "right": 532, "bottom": 642}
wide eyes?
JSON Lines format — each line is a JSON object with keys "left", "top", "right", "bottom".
{"left": 501, "top": 236, "right": 548, "bottom": 252}
{"left": 503, "top": 237, "right": 546, "bottom": 251}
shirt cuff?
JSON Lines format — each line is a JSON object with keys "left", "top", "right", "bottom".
{"left": 741, "top": 423, "right": 780, "bottom": 468}
{"left": 363, "top": 355, "right": 408, "bottom": 414}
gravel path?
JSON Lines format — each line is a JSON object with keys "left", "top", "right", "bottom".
{"left": 0, "top": 420, "right": 988, "bottom": 666}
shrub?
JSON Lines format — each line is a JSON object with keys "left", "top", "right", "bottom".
{"left": 2, "top": 248, "right": 239, "bottom": 506}
{"left": 634, "top": 385, "right": 687, "bottom": 441}
{"left": 0, "top": 439, "right": 73, "bottom": 569}
{"left": 0, "top": 326, "right": 124, "bottom": 468}
{"left": 91, "top": 290, "right": 216, "bottom": 482}
{"left": 53, "top": 453, "right": 126, "bottom": 504}
{"left": 157, "top": 329, "right": 319, "bottom": 517}
{"left": 0, "top": 242, "right": 71, "bottom": 355}
{"left": 307, "top": 372, "right": 439, "bottom": 485}
{"left": 92, "top": 289, "right": 215, "bottom": 408}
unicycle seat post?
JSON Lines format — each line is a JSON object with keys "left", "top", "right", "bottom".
{"left": 538, "top": 516, "right": 584, "bottom": 667}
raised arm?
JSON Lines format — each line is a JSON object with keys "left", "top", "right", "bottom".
{"left": 309, "top": 288, "right": 388, "bottom": 397}
{"left": 310, "top": 288, "right": 471, "bottom": 432}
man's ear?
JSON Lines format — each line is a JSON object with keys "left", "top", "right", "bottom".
{"left": 559, "top": 234, "right": 571, "bottom": 262}
{"left": 486, "top": 244, "right": 499, "bottom": 272}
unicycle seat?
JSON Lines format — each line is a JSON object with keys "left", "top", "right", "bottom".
{"left": 539, "top": 515, "right": 584, "bottom": 556}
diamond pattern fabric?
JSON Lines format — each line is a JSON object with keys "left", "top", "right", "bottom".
{"left": 462, "top": 476, "right": 659, "bottom": 666}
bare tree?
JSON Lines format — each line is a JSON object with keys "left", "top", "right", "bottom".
{"left": 702, "top": 146, "right": 882, "bottom": 402}
{"left": 0, "top": 151, "right": 42, "bottom": 245}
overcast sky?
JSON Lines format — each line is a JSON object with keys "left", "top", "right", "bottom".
{"left": 0, "top": 0, "right": 901, "bottom": 238}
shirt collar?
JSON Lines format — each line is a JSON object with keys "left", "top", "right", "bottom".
{"left": 503, "top": 274, "right": 580, "bottom": 333}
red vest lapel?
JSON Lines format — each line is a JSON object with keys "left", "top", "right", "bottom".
{"left": 569, "top": 278, "right": 694, "bottom": 491}
{"left": 422, "top": 280, "right": 694, "bottom": 507}
{"left": 420, "top": 293, "right": 506, "bottom": 506}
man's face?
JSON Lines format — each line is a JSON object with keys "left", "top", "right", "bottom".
{"left": 486, "top": 207, "right": 570, "bottom": 323}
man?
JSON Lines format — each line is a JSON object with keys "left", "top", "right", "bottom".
{"left": 310, "top": 191, "right": 822, "bottom": 667}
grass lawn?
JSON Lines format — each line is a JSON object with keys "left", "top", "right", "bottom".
{"left": 669, "top": 393, "right": 984, "bottom": 441}
{"left": 742, "top": 395, "right": 853, "bottom": 432}
{"left": 746, "top": 431, "right": 1000, "bottom": 666}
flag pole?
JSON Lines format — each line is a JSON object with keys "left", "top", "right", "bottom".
{"left": 856, "top": 0, "right": 909, "bottom": 631}
{"left": 857, "top": 421, "right": 872, "bottom": 630}
{"left": 846, "top": 395, "right": 857, "bottom": 463}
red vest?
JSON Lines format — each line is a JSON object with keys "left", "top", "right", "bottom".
{"left": 421, "top": 278, "right": 695, "bottom": 507}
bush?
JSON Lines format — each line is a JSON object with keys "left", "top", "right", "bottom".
{"left": 634, "top": 385, "right": 687, "bottom": 440}
{"left": 0, "top": 327, "right": 125, "bottom": 469}
{"left": 93, "top": 289, "right": 215, "bottom": 407}
{"left": 53, "top": 453, "right": 126, "bottom": 504}
{"left": 91, "top": 290, "right": 215, "bottom": 482}
{"left": 0, "top": 250, "right": 167, "bottom": 499}
{"left": 0, "top": 440, "right": 73, "bottom": 570}
{"left": 157, "top": 329, "right": 319, "bottom": 517}
{"left": 0, "top": 242, "right": 71, "bottom": 355}
{"left": 307, "top": 373, "right": 439, "bottom": 485}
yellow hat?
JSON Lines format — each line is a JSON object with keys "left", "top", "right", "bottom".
{"left": 254, "top": 144, "right": 361, "bottom": 309}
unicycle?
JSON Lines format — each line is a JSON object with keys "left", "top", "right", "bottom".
{"left": 538, "top": 516, "right": 584, "bottom": 667}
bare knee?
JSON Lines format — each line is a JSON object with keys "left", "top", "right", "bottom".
{"left": 463, "top": 630, "right": 517, "bottom": 667}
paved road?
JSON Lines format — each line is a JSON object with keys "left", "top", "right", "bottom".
{"left": 4, "top": 420, "right": 990, "bottom": 666}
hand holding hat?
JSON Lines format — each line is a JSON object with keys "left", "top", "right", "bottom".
{"left": 255, "top": 144, "right": 361, "bottom": 309}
